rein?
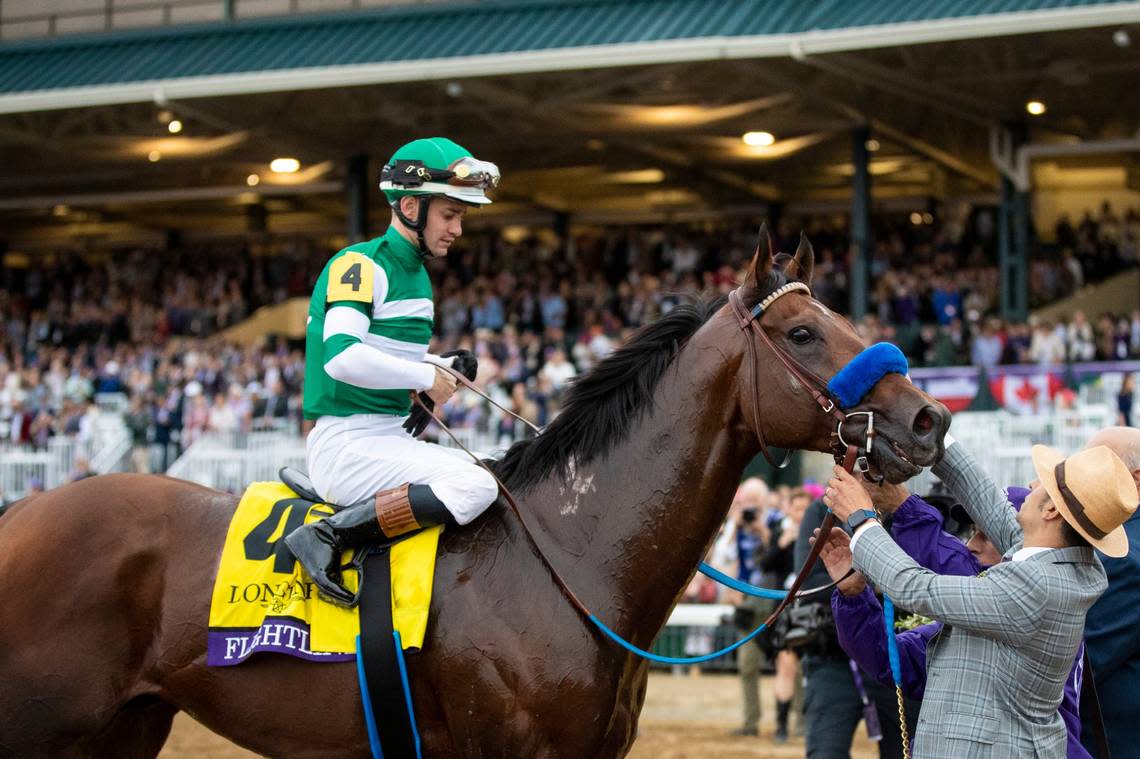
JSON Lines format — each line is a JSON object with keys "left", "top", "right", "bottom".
{"left": 417, "top": 283, "right": 873, "bottom": 663}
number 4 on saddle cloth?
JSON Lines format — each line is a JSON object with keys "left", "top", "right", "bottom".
{"left": 208, "top": 478, "right": 438, "bottom": 759}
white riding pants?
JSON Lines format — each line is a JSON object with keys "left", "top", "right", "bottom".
{"left": 306, "top": 414, "right": 498, "bottom": 526}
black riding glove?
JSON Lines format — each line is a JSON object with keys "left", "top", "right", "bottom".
{"left": 403, "top": 349, "right": 478, "bottom": 437}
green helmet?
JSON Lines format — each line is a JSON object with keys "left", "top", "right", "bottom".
{"left": 379, "top": 137, "right": 499, "bottom": 206}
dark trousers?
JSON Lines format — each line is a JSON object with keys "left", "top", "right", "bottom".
{"left": 802, "top": 655, "right": 907, "bottom": 759}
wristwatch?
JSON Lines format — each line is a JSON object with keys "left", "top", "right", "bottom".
{"left": 846, "top": 509, "right": 879, "bottom": 530}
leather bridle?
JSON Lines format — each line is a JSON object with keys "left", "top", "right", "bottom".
{"left": 420, "top": 282, "right": 883, "bottom": 643}
{"left": 727, "top": 283, "right": 876, "bottom": 628}
{"left": 727, "top": 285, "right": 878, "bottom": 475}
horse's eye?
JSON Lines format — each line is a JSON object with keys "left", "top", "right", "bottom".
{"left": 789, "top": 327, "right": 814, "bottom": 345}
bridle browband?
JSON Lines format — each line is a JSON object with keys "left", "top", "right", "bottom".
{"left": 728, "top": 284, "right": 875, "bottom": 475}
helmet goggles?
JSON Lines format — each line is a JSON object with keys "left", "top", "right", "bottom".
{"left": 384, "top": 157, "right": 500, "bottom": 191}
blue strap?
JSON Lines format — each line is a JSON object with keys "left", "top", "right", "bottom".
{"left": 356, "top": 635, "right": 385, "bottom": 759}
{"left": 590, "top": 614, "right": 767, "bottom": 665}
{"left": 883, "top": 595, "right": 902, "bottom": 685}
{"left": 698, "top": 562, "right": 789, "bottom": 600}
{"left": 392, "top": 630, "right": 423, "bottom": 759}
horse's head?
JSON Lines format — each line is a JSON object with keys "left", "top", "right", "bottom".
{"left": 732, "top": 225, "right": 950, "bottom": 483}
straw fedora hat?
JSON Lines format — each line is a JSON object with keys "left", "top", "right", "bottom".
{"left": 1031, "top": 445, "right": 1139, "bottom": 558}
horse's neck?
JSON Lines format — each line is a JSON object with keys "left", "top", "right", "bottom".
{"left": 521, "top": 318, "right": 755, "bottom": 646}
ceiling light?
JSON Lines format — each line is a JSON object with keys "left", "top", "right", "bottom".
{"left": 922, "top": 212, "right": 934, "bottom": 224}
{"left": 270, "top": 157, "right": 300, "bottom": 174}
{"left": 1026, "top": 100, "right": 1046, "bottom": 116}
{"left": 910, "top": 212, "right": 923, "bottom": 225}
{"left": 148, "top": 150, "right": 162, "bottom": 162}
{"left": 167, "top": 119, "right": 183, "bottom": 134}
{"left": 607, "top": 169, "right": 666, "bottom": 184}
{"left": 742, "top": 131, "right": 776, "bottom": 147}
{"left": 865, "top": 139, "right": 881, "bottom": 152}
{"left": 157, "top": 109, "right": 173, "bottom": 124}
{"left": 1113, "top": 29, "right": 1131, "bottom": 47}
{"left": 246, "top": 174, "right": 260, "bottom": 187}
{"left": 52, "top": 204, "right": 69, "bottom": 217}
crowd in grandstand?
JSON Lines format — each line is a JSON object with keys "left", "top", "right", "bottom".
{"left": 1, "top": 204, "right": 1138, "bottom": 469}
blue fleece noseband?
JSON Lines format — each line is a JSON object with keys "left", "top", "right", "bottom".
{"left": 827, "top": 342, "right": 908, "bottom": 410}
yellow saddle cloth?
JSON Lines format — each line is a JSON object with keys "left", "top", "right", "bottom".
{"left": 207, "top": 482, "right": 440, "bottom": 666}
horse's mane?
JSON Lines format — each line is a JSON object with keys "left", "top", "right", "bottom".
{"left": 493, "top": 269, "right": 790, "bottom": 494}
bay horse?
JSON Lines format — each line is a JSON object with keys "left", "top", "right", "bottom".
{"left": 0, "top": 230, "right": 949, "bottom": 758}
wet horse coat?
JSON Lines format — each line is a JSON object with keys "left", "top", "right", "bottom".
{"left": 0, "top": 233, "right": 948, "bottom": 758}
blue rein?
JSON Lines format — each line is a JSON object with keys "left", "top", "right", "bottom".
{"left": 587, "top": 337, "right": 910, "bottom": 665}
{"left": 587, "top": 563, "right": 793, "bottom": 664}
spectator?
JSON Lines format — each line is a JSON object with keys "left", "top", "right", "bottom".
{"left": 1067, "top": 311, "right": 1095, "bottom": 362}
{"left": 1119, "top": 375, "right": 1134, "bottom": 427}
{"left": 125, "top": 394, "right": 152, "bottom": 473}
{"left": 726, "top": 478, "right": 770, "bottom": 739}
{"left": 969, "top": 319, "right": 1003, "bottom": 368}
{"left": 1080, "top": 427, "right": 1140, "bottom": 757}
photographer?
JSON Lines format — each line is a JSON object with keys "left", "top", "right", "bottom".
{"left": 757, "top": 487, "right": 810, "bottom": 742}
{"left": 793, "top": 495, "right": 907, "bottom": 758}
{"left": 727, "top": 478, "right": 771, "bottom": 737}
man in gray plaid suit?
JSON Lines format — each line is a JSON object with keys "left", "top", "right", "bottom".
{"left": 822, "top": 435, "right": 1138, "bottom": 758}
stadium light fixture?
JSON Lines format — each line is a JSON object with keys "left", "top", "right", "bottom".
{"left": 246, "top": 174, "right": 260, "bottom": 187}
{"left": 742, "top": 131, "right": 776, "bottom": 147}
{"left": 167, "top": 119, "right": 183, "bottom": 134}
{"left": 148, "top": 150, "right": 162, "bottom": 162}
{"left": 270, "top": 157, "right": 301, "bottom": 174}
{"left": 1026, "top": 101, "right": 1046, "bottom": 116}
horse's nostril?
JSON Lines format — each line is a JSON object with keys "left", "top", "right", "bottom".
{"left": 913, "top": 407, "right": 936, "bottom": 438}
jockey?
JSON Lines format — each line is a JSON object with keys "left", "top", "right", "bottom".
{"left": 285, "top": 137, "right": 501, "bottom": 605}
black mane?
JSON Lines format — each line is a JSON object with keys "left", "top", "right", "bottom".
{"left": 492, "top": 268, "right": 790, "bottom": 494}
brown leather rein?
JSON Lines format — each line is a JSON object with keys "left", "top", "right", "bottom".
{"left": 417, "top": 284, "right": 872, "bottom": 649}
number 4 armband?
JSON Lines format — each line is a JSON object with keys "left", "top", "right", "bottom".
{"left": 327, "top": 251, "right": 374, "bottom": 304}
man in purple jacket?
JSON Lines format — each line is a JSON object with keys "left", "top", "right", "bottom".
{"left": 823, "top": 483, "right": 1091, "bottom": 759}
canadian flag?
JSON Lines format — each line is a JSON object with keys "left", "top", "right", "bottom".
{"left": 990, "top": 374, "right": 1065, "bottom": 415}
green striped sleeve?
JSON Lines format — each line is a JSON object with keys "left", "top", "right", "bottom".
{"left": 323, "top": 332, "right": 360, "bottom": 362}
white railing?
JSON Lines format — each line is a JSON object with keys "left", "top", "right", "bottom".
{"left": 166, "top": 421, "right": 513, "bottom": 492}
{"left": 905, "top": 406, "right": 1116, "bottom": 494}
{"left": 0, "top": 410, "right": 133, "bottom": 501}
{"left": 166, "top": 429, "right": 306, "bottom": 492}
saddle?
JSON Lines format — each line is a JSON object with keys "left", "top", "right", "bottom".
{"left": 279, "top": 467, "right": 325, "bottom": 507}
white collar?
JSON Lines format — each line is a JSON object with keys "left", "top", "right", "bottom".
{"left": 1010, "top": 546, "right": 1052, "bottom": 562}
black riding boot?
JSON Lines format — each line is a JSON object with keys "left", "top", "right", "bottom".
{"left": 284, "top": 483, "right": 454, "bottom": 607}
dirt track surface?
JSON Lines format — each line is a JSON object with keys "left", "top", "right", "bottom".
{"left": 159, "top": 671, "right": 880, "bottom": 758}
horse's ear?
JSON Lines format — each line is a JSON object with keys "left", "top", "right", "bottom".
{"left": 786, "top": 231, "right": 814, "bottom": 287}
{"left": 746, "top": 223, "right": 775, "bottom": 286}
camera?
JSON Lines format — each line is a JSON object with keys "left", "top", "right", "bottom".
{"left": 768, "top": 602, "right": 840, "bottom": 655}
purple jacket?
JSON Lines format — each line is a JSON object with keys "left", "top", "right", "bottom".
{"left": 832, "top": 494, "right": 1090, "bottom": 759}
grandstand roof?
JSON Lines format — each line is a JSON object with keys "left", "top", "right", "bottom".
{"left": 2, "top": 0, "right": 1139, "bottom": 112}
{"left": 2, "top": 1, "right": 1140, "bottom": 245}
